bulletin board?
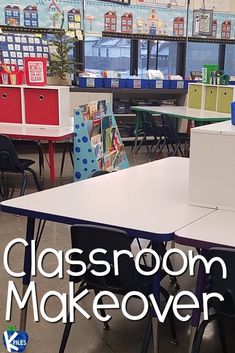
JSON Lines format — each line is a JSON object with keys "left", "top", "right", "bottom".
{"left": 0, "top": 33, "right": 49, "bottom": 70}
{"left": 74, "top": 101, "right": 129, "bottom": 181}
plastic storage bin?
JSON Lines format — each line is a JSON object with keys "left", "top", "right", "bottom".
{"left": 169, "top": 80, "right": 188, "bottom": 89}
{"left": 77, "top": 77, "right": 103, "bottom": 88}
{"left": 148, "top": 80, "right": 170, "bottom": 89}
{"left": 126, "top": 79, "right": 148, "bottom": 89}
{"left": 103, "top": 78, "right": 126, "bottom": 88}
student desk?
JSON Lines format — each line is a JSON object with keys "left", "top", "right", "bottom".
{"left": 175, "top": 210, "right": 235, "bottom": 353}
{"left": 131, "top": 105, "right": 230, "bottom": 154}
{"left": 0, "top": 157, "right": 215, "bottom": 353}
{"left": 0, "top": 124, "right": 74, "bottom": 186}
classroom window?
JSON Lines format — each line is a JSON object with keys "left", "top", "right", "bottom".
{"left": 224, "top": 44, "right": 235, "bottom": 76}
{"left": 148, "top": 41, "right": 177, "bottom": 77}
{"left": 138, "top": 40, "right": 147, "bottom": 78}
{"left": 85, "top": 37, "right": 131, "bottom": 77}
{"left": 186, "top": 42, "right": 219, "bottom": 77}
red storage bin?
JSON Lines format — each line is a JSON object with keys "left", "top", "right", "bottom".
{"left": 24, "top": 88, "right": 59, "bottom": 125}
{"left": 0, "top": 87, "right": 22, "bottom": 123}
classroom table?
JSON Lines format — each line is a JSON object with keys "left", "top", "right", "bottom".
{"left": 0, "top": 124, "right": 74, "bottom": 186}
{"left": 0, "top": 157, "right": 215, "bottom": 353}
{"left": 175, "top": 210, "right": 235, "bottom": 353}
{"left": 131, "top": 105, "right": 230, "bottom": 154}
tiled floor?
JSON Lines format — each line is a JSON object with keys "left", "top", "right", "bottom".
{"left": 0, "top": 145, "right": 234, "bottom": 353}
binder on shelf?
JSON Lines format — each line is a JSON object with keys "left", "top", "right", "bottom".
{"left": 74, "top": 101, "right": 129, "bottom": 181}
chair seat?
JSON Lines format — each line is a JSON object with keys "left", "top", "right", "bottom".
{"left": 18, "top": 158, "right": 35, "bottom": 169}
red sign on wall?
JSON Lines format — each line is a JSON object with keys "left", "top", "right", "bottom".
{"left": 24, "top": 58, "right": 47, "bottom": 86}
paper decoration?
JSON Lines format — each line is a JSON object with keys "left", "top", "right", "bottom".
{"left": 193, "top": 9, "right": 213, "bottom": 36}
{"left": 24, "top": 57, "right": 47, "bottom": 85}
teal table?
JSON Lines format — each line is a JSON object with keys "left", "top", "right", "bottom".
{"left": 131, "top": 105, "right": 230, "bottom": 154}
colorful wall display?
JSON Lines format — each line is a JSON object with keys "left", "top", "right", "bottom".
{"left": 0, "top": 33, "right": 49, "bottom": 69}
{"left": 74, "top": 101, "right": 129, "bottom": 181}
{"left": 0, "top": 0, "right": 81, "bottom": 30}
{"left": 0, "top": 0, "right": 234, "bottom": 40}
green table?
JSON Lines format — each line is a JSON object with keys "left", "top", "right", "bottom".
{"left": 131, "top": 105, "right": 230, "bottom": 154}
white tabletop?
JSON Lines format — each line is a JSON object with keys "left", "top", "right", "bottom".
{"left": 131, "top": 106, "right": 230, "bottom": 121}
{"left": 0, "top": 124, "right": 74, "bottom": 139}
{"left": 191, "top": 120, "right": 235, "bottom": 135}
{"left": 0, "top": 157, "right": 215, "bottom": 240}
{"left": 175, "top": 210, "right": 235, "bottom": 249}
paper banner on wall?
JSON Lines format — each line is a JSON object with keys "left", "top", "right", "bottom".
{"left": 74, "top": 101, "right": 129, "bottom": 181}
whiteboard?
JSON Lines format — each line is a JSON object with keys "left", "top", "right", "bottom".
{"left": 193, "top": 0, "right": 230, "bottom": 12}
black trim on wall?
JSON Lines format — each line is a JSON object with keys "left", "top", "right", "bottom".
{"left": 130, "top": 39, "right": 138, "bottom": 76}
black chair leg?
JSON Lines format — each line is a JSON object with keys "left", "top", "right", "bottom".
{"left": 172, "top": 142, "right": 181, "bottom": 156}
{"left": 160, "top": 286, "right": 177, "bottom": 345}
{"left": 179, "top": 144, "right": 184, "bottom": 157}
{"left": 69, "top": 148, "right": 74, "bottom": 168}
{"left": 217, "top": 317, "right": 227, "bottom": 353}
{"left": 20, "top": 172, "right": 27, "bottom": 196}
{"left": 192, "top": 315, "right": 216, "bottom": 353}
{"left": 0, "top": 172, "right": 7, "bottom": 198}
{"left": 27, "top": 168, "right": 41, "bottom": 191}
{"left": 37, "top": 143, "right": 44, "bottom": 178}
{"left": 59, "top": 321, "right": 73, "bottom": 353}
{"left": 141, "top": 312, "right": 152, "bottom": 353}
{"left": 135, "top": 135, "right": 147, "bottom": 155}
{"left": 60, "top": 149, "right": 67, "bottom": 178}
{"left": 150, "top": 139, "right": 165, "bottom": 161}
{"left": 161, "top": 243, "right": 180, "bottom": 290}
{"left": 94, "top": 290, "right": 110, "bottom": 330}
{"left": 59, "top": 285, "right": 88, "bottom": 353}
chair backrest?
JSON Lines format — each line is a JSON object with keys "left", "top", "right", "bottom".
{"left": 141, "top": 111, "right": 164, "bottom": 137}
{"left": 0, "top": 135, "right": 21, "bottom": 171}
{"left": 161, "top": 114, "right": 178, "bottom": 140}
{"left": 204, "top": 248, "right": 235, "bottom": 316}
{"left": 70, "top": 224, "right": 142, "bottom": 293}
{"left": 90, "top": 170, "right": 110, "bottom": 178}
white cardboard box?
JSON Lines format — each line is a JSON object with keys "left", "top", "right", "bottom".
{"left": 188, "top": 120, "right": 235, "bottom": 210}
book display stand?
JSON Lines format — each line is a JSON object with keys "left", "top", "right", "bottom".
{"left": 74, "top": 100, "right": 129, "bottom": 181}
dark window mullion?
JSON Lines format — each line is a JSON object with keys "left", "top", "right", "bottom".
{"left": 218, "top": 44, "right": 226, "bottom": 71}
{"left": 130, "top": 39, "right": 138, "bottom": 76}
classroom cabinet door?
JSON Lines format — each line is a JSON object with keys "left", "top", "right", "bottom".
{"left": 217, "top": 87, "right": 234, "bottom": 114}
{"left": 188, "top": 85, "right": 202, "bottom": 109}
{"left": 205, "top": 86, "right": 217, "bottom": 111}
{"left": 24, "top": 88, "right": 59, "bottom": 125}
{"left": 0, "top": 87, "right": 22, "bottom": 123}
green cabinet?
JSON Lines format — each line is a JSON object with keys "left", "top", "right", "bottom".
{"left": 188, "top": 84, "right": 203, "bottom": 109}
{"left": 217, "top": 87, "right": 234, "bottom": 113}
{"left": 205, "top": 86, "right": 217, "bottom": 111}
